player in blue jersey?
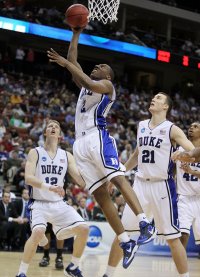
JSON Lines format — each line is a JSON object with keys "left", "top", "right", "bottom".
{"left": 16, "top": 120, "right": 89, "bottom": 277}
{"left": 102, "top": 92, "right": 194, "bottom": 277}
{"left": 47, "top": 29, "right": 157, "bottom": 269}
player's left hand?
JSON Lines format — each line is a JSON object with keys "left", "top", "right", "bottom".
{"left": 180, "top": 162, "right": 192, "bottom": 173}
{"left": 171, "top": 150, "right": 195, "bottom": 163}
{"left": 47, "top": 48, "right": 67, "bottom": 67}
{"left": 49, "top": 185, "right": 65, "bottom": 197}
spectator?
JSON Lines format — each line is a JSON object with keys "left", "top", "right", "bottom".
{"left": 0, "top": 191, "right": 23, "bottom": 250}
{"left": 93, "top": 201, "right": 106, "bottom": 222}
{"left": 12, "top": 160, "right": 26, "bottom": 193}
{"left": 0, "top": 118, "right": 6, "bottom": 141}
{"left": 77, "top": 197, "right": 92, "bottom": 221}
{"left": 3, "top": 150, "right": 23, "bottom": 183}
{"left": 15, "top": 46, "right": 25, "bottom": 72}
{"left": 120, "top": 143, "right": 133, "bottom": 164}
{"left": 13, "top": 188, "right": 31, "bottom": 247}
{"left": 9, "top": 112, "right": 24, "bottom": 128}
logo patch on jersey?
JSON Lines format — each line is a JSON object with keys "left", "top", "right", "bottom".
{"left": 160, "top": 130, "right": 166, "bottom": 135}
{"left": 60, "top": 159, "right": 65, "bottom": 163}
{"left": 42, "top": 157, "right": 47, "bottom": 162}
{"left": 141, "top": 128, "right": 145, "bottom": 133}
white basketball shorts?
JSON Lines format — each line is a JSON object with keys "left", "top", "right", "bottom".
{"left": 122, "top": 176, "right": 181, "bottom": 240}
{"left": 29, "top": 200, "right": 86, "bottom": 239}
{"left": 178, "top": 194, "right": 200, "bottom": 244}
{"left": 73, "top": 129, "right": 124, "bottom": 193}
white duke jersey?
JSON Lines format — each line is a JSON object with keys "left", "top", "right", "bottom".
{"left": 30, "top": 146, "right": 68, "bottom": 201}
{"left": 75, "top": 86, "right": 116, "bottom": 137}
{"left": 176, "top": 147, "right": 200, "bottom": 195}
{"left": 137, "top": 119, "right": 174, "bottom": 180}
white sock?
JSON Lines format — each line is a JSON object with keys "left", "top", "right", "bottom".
{"left": 137, "top": 213, "right": 149, "bottom": 223}
{"left": 180, "top": 273, "right": 189, "bottom": 277}
{"left": 71, "top": 256, "right": 80, "bottom": 269}
{"left": 18, "top": 261, "right": 29, "bottom": 275}
{"left": 105, "top": 265, "right": 116, "bottom": 277}
{"left": 118, "top": 232, "right": 130, "bottom": 243}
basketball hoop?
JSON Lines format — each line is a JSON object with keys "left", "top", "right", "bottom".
{"left": 88, "top": 0, "right": 120, "bottom": 24}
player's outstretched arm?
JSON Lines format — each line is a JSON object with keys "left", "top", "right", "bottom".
{"left": 67, "top": 151, "right": 86, "bottom": 188}
{"left": 188, "top": 147, "right": 200, "bottom": 162}
{"left": 171, "top": 125, "right": 194, "bottom": 151}
{"left": 67, "top": 29, "right": 83, "bottom": 70}
{"left": 172, "top": 148, "right": 200, "bottom": 163}
{"left": 124, "top": 147, "right": 139, "bottom": 172}
{"left": 67, "top": 29, "right": 84, "bottom": 88}
{"left": 47, "top": 48, "right": 113, "bottom": 95}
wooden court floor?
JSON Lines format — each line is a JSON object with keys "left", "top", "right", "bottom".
{"left": 0, "top": 251, "right": 199, "bottom": 277}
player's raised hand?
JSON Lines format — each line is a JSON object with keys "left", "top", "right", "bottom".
{"left": 47, "top": 48, "right": 67, "bottom": 67}
{"left": 49, "top": 185, "right": 65, "bottom": 197}
{"left": 172, "top": 150, "right": 195, "bottom": 163}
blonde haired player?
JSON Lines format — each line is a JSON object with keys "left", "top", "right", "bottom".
{"left": 16, "top": 120, "right": 89, "bottom": 277}
{"left": 102, "top": 93, "right": 194, "bottom": 277}
{"left": 47, "top": 28, "right": 157, "bottom": 270}
{"left": 176, "top": 122, "right": 200, "bottom": 249}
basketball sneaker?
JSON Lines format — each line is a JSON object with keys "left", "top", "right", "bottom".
{"left": 16, "top": 274, "right": 27, "bottom": 277}
{"left": 39, "top": 256, "right": 50, "bottom": 267}
{"left": 55, "top": 256, "right": 64, "bottom": 269}
{"left": 137, "top": 221, "right": 157, "bottom": 245}
{"left": 119, "top": 239, "right": 138, "bottom": 269}
{"left": 64, "top": 262, "right": 83, "bottom": 277}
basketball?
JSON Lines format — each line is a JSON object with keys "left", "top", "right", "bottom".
{"left": 65, "top": 4, "right": 89, "bottom": 29}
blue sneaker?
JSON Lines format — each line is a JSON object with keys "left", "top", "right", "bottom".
{"left": 64, "top": 262, "right": 83, "bottom": 277}
{"left": 16, "top": 274, "right": 27, "bottom": 277}
{"left": 137, "top": 221, "right": 157, "bottom": 245}
{"left": 120, "top": 239, "right": 139, "bottom": 269}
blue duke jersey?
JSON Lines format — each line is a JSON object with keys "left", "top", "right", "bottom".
{"left": 176, "top": 147, "right": 200, "bottom": 195}
{"left": 75, "top": 86, "right": 116, "bottom": 137}
{"left": 137, "top": 119, "right": 174, "bottom": 180}
{"left": 31, "top": 146, "right": 68, "bottom": 201}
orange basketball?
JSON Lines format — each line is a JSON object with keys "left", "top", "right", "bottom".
{"left": 65, "top": 4, "right": 89, "bottom": 29}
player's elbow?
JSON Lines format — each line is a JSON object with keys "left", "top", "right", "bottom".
{"left": 80, "top": 79, "right": 93, "bottom": 90}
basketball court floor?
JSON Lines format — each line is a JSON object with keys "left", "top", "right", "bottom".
{"left": 1, "top": 252, "right": 199, "bottom": 277}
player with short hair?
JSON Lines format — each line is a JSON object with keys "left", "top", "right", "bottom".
{"left": 176, "top": 122, "right": 200, "bottom": 249}
{"left": 47, "top": 29, "right": 157, "bottom": 269}
{"left": 16, "top": 120, "right": 89, "bottom": 277}
{"left": 102, "top": 93, "right": 194, "bottom": 277}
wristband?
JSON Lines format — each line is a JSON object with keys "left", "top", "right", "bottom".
{"left": 41, "top": 182, "right": 51, "bottom": 191}
{"left": 119, "top": 162, "right": 126, "bottom": 172}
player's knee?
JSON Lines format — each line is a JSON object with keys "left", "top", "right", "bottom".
{"left": 32, "top": 227, "right": 46, "bottom": 243}
{"left": 77, "top": 224, "right": 89, "bottom": 237}
{"left": 167, "top": 237, "right": 181, "bottom": 249}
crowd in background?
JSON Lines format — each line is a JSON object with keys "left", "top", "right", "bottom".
{"left": 0, "top": 41, "right": 200, "bottom": 252}
{"left": 0, "top": 0, "right": 200, "bottom": 58}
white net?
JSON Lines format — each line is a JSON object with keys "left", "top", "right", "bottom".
{"left": 88, "top": 0, "right": 120, "bottom": 24}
